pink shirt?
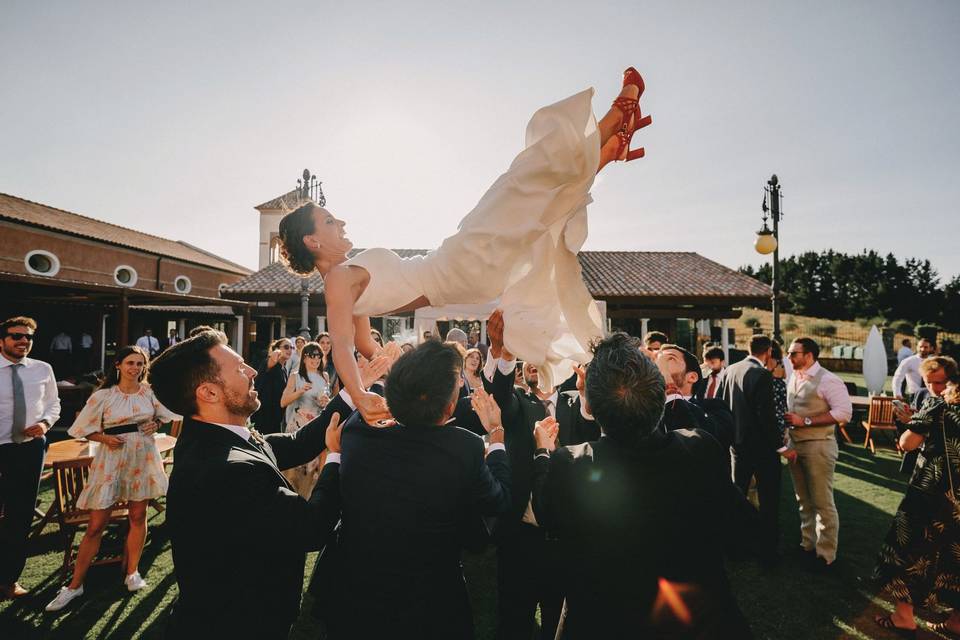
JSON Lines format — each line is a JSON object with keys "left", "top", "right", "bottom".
{"left": 790, "top": 362, "right": 853, "bottom": 424}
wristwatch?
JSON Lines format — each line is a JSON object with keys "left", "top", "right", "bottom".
{"left": 803, "top": 417, "right": 813, "bottom": 427}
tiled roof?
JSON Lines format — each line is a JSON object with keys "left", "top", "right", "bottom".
{"left": 224, "top": 249, "right": 770, "bottom": 301}
{"left": 130, "top": 305, "right": 237, "bottom": 315}
{"left": 578, "top": 251, "right": 771, "bottom": 299}
{"left": 254, "top": 188, "right": 311, "bottom": 211}
{"left": 0, "top": 193, "right": 252, "bottom": 276}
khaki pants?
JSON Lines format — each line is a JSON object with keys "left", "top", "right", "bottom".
{"left": 788, "top": 437, "right": 839, "bottom": 563}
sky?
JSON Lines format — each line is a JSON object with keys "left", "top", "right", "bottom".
{"left": 2, "top": 1, "right": 959, "bottom": 281}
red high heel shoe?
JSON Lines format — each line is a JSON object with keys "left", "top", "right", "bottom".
{"left": 611, "top": 67, "right": 653, "bottom": 162}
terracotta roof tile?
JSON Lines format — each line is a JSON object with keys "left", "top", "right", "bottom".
{"left": 253, "top": 188, "right": 311, "bottom": 211}
{"left": 0, "top": 193, "right": 252, "bottom": 276}
{"left": 224, "top": 249, "right": 770, "bottom": 300}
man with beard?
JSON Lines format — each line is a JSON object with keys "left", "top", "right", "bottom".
{"left": 483, "top": 311, "right": 598, "bottom": 640}
{"left": 150, "top": 330, "right": 375, "bottom": 639}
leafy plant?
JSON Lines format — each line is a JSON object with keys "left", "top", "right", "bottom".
{"left": 808, "top": 322, "right": 837, "bottom": 337}
{"left": 743, "top": 316, "right": 762, "bottom": 329}
{"left": 888, "top": 319, "right": 914, "bottom": 335}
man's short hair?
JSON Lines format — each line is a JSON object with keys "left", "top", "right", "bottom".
{"left": 749, "top": 335, "right": 773, "bottom": 357}
{"left": 919, "top": 355, "right": 959, "bottom": 381}
{"left": 445, "top": 328, "right": 468, "bottom": 345}
{"left": 385, "top": 341, "right": 463, "bottom": 426}
{"left": 643, "top": 331, "right": 668, "bottom": 346}
{"left": 703, "top": 346, "right": 725, "bottom": 361}
{"left": 901, "top": 338, "right": 911, "bottom": 347}
{"left": 791, "top": 336, "right": 820, "bottom": 360}
{"left": 586, "top": 333, "right": 665, "bottom": 445}
{"left": 660, "top": 344, "right": 702, "bottom": 384}
{"left": 149, "top": 331, "right": 226, "bottom": 417}
{"left": 1, "top": 316, "right": 37, "bottom": 335}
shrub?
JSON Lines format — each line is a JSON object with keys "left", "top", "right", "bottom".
{"left": 808, "top": 322, "right": 837, "bottom": 337}
{"left": 915, "top": 323, "right": 941, "bottom": 342}
{"left": 743, "top": 316, "right": 762, "bottom": 329}
{"left": 782, "top": 320, "right": 800, "bottom": 332}
{"left": 888, "top": 319, "right": 914, "bottom": 335}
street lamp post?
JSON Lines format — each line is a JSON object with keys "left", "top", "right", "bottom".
{"left": 754, "top": 174, "right": 783, "bottom": 343}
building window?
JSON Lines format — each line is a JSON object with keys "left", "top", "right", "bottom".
{"left": 24, "top": 250, "right": 60, "bottom": 276}
{"left": 174, "top": 275, "right": 192, "bottom": 294}
{"left": 114, "top": 265, "right": 138, "bottom": 287}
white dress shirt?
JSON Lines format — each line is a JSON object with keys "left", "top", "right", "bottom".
{"left": 50, "top": 333, "right": 73, "bottom": 352}
{"left": 136, "top": 335, "right": 160, "bottom": 353}
{"left": 789, "top": 362, "right": 853, "bottom": 424}
{"left": 896, "top": 346, "right": 913, "bottom": 363}
{"left": 892, "top": 354, "right": 925, "bottom": 396}
{"left": 80, "top": 333, "right": 94, "bottom": 349}
{"left": 0, "top": 356, "right": 61, "bottom": 444}
{"left": 210, "top": 420, "right": 340, "bottom": 465}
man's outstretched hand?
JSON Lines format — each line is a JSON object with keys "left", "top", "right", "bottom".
{"left": 356, "top": 391, "right": 392, "bottom": 424}
{"left": 325, "top": 412, "right": 343, "bottom": 453}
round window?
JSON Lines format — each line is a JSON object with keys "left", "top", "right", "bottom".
{"left": 114, "top": 265, "right": 138, "bottom": 287}
{"left": 174, "top": 276, "right": 192, "bottom": 294}
{"left": 24, "top": 250, "right": 61, "bottom": 276}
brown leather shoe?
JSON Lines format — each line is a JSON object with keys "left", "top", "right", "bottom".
{"left": 0, "top": 582, "right": 29, "bottom": 599}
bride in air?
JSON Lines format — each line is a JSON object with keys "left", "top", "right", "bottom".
{"left": 278, "top": 67, "right": 652, "bottom": 422}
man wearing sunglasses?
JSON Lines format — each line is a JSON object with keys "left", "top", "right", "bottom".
{"left": 0, "top": 316, "right": 61, "bottom": 600}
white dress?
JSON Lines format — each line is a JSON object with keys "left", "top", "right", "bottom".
{"left": 68, "top": 384, "right": 181, "bottom": 510}
{"left": 345, "top": 88, "right": 604, "bottom": 391}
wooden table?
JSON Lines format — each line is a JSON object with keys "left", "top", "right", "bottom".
{"left": 44, "top": 434, "right": 177, "bottom": 466}
{"left": 31, "top": 434, "right": 178, "bottom": 538}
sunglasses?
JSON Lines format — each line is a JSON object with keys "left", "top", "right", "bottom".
{"left": 5, "top": 332, "right": 34, "bottom": 341}
{"left": 787, "top": 351, "right": 805, "bottom": 357}
{"left": 280, "top": 345, "right": 293, "bottom": 350}
{"left": 304, "top": 353, "right": 322, "bottom": 359}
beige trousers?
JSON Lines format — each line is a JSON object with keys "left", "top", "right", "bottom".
{"left": 788, "top": 437, "right": 839, "bottom": 563}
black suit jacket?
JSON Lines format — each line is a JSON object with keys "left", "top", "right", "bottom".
{"left": 716, "top": 357, "right": 781, "bottom": 454}
{"left": 334, "top": 417, "right": 511, "bottom": 639}
{"left": 251, "top": 362, "right": 288, "bottom": 434}
{"left": 165, "top": 395, "right": 349, "bottom": 639}
{"left": 488, "top": 367, "right": 600, "bottom": 538}
{"left": 660, "top": 397, "right": 736, "bottom": 452}
{"left": 532, "top": 433, "right": 758, "bottom": 639}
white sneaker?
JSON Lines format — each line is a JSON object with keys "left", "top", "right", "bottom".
{"left": 45, "top": 585, "right": 83, "bottom": 612}
{"left": 124, "top": 572, "right": 147, "bottom": 592}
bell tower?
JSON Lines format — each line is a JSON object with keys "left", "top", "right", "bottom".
{"left": 254, "top": 169, "right": 326, "bottom": 269}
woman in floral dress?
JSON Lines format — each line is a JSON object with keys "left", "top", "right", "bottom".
{"left": 280, "top": 341, "right": 330, "bottom": 497}
{"left": 45, "top": 346, "right": 180, "bottom": 612}
{"left": 874, "top": 356, "right": 960, "bottom": 636}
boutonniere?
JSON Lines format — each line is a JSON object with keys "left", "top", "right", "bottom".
{"left": 248, "top": 428, "right": 266, "bottom": 446}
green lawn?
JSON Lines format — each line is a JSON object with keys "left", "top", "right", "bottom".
{"left": 1, "top": 443, "right": 951, "bottom": 639}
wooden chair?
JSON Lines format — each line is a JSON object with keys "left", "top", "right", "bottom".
{"left": 862, "top": 396, "right": 900, "bottom": 454}
{"left": 52, "top": 458, "right": 129, "bottom": 581}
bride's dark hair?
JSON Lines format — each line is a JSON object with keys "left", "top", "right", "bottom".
{"left": 278, "top": 203, "right": 319, "bottom": 275}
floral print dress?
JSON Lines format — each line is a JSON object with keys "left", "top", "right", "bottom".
{"left": 68, "top": 384, "right": 180, "bottom": 510}
{"left": 874, "top": 397, "right": 960, "bottom": 609}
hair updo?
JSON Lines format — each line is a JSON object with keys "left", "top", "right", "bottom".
{"left": 278, "top": 203, "right": 319, "bottom": 275}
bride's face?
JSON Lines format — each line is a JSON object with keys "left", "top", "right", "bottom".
{"left": 305, "top": 207, "right": 353, "bottom": 261}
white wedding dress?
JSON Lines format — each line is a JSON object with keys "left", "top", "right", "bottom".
{"left": 345, "top": 88, "right": 604, "bottom": 391}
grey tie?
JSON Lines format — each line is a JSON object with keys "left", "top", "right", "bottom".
{"left": 11, "top": 363, "right": 27, "bottom": 443}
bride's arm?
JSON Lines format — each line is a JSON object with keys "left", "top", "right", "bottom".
{"left": 324, "top": 267, "right": 391, "bottom": 422}
{"left": 354, "top": 316, "right": 380, "bottom": 360}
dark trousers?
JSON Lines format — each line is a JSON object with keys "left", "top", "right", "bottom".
{"left": 732, "top": 446, "right": 781, "bottom": 558}
{"left": 0, "top": 438, "right": 45, "bottom": 585}
{"left": 496, "top": 524, "right": 563, "bottom": 640}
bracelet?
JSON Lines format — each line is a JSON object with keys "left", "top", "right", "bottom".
{"left": 488, "top": 426, "right": 504, "bottom": 436}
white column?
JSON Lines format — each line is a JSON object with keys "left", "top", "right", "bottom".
{"left": 316, "top": 316, "right": 326, "bottom": 334}
{"left": 641, "top": 318, "right": 649, "bottom": 338}
{"left": 177, "top": 319, "right": 186, "bottom": 338}
{"left": 721, "top": 319, "right": 730, "bottom": 361}
{"left": 279, "top": 317, "right": 287, "bottom": 338}
{"left": 100, "top": 314, "right": 109, "bottom": 372}
{"left": 234, "top": 315, "right": 243, "bottom": 350}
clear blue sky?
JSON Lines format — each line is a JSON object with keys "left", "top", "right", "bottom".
{"left": 2, "top": 1, "right": 958, "bottom": 280}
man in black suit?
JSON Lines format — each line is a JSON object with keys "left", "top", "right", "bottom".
{"left": 334, "top": 340, "right": 511, "bottom": 640}
{"left": 656, "top": 344, "right": 735, "bottom": 452}
{"left": 251, "top": 337, "right": 292, "bottom": 434}
{"left": 149, "top": 331, "right": 348, "bottom": 640}
{"left": 483, "top": 311, "right": 598, "bottom": 640}
{"left": 531, "top": 333, "right": 758, "bottom": 638}
{"left": 716, "top": 334, "right": 788, "bottom": 563}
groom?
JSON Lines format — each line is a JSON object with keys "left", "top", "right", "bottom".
{"left": 149, "top": 331, "right": 349, "bottom": 639}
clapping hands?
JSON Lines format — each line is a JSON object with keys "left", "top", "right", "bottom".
{"left": 471, "top": 387, "right": 503, "bottom": 436}
{"left": 534, "top": 416, "right": 559, "bottom": 451}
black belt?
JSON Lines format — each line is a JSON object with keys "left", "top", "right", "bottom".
{"left": 103, "top": 423, "right": 140, "bottom": 435}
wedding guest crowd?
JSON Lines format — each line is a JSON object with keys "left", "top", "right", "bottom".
{"left": 6, "top": 305, "right": 959, "bottom": 639}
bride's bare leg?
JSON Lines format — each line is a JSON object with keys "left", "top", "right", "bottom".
{"left": 598, "top": 84, "right": 640, "bottom": 146}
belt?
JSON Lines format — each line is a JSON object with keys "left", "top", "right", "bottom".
{"left": 103, "top": 423, "right": 141, "bottom": 435}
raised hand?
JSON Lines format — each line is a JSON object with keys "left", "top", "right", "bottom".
{"left": 325, "top": 412, "right": 343, "bottom": 453}
{"left": 381, "top": 341, "right": 402, "bottom": 366}
{"left": 471, "top": 387, "right": 503, "bottom": 434}
{"left": 534, "top": 416, "right": 559, "bottom": 451}
{"left": 358, "top": 355, "right": 391, "bottom": 389}
{"left": 486, "top": 309, "right": 504, "bottom": 359}
{"left": 357, "top": 391, "right": 392, "bottom": 424}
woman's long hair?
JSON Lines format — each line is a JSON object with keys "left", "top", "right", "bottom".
{"left": 464, "top": 347, "right": 485, "bottom": 376}
{"left": 99, "top": 345, "right": 149, "bottom": 391}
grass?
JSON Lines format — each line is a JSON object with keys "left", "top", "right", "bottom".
{"left": 1, "top": 439, "right": 951, "bottom": 639}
